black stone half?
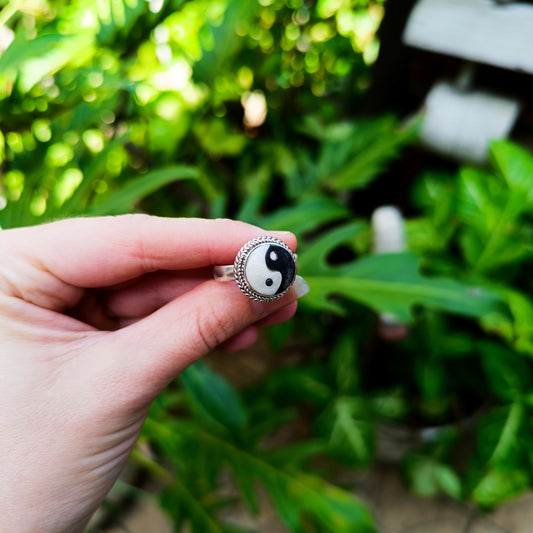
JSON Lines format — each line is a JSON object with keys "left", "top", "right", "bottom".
{"left": 265, "top": 244, "right": 296, "bottom": 294}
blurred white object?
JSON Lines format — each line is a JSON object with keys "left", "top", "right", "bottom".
{"left": 404, "top": 0, "right": 533, "bottom": 73}
{"left": 0, "top": 25, "right": 14, "bottom": 52}
{"left": 372, "top": 206, "right": 406, "bottom": 254}
{"left": 241, "top": 90, "right": 267, "bottom": 129}
{"left": 420, "top": 82, "right": 520, "bottom": 163}
{"left": 372, "top": 206, "right": 409, "bottom": 341}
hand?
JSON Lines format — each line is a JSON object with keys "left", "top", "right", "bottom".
{"left": 0, "top": 215, "right": 307, "bottom": 533}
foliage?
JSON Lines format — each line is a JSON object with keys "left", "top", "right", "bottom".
{"left": 138, "top": 361, "right": 375, "bottom": 533}
{"left": 4, "top": 0, "right": 533, "bottom": 531}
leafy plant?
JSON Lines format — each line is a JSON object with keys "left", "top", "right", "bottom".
{"left": 4, "top": 0, "right": 533, "bottom": 531}
{"left": 137, "top": 361, "right": 375, "bottom": 532}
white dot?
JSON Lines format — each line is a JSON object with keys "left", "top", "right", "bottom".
{"left": 270, "top": 251, "right": 278, "bottom": 261}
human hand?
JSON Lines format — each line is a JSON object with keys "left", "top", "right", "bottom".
{"left": 0, "top": 215, "right": 307, "bottom": 533}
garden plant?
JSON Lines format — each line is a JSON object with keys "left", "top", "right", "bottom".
{"left": 3, "top": 0, "right": 533, "bottom": 531}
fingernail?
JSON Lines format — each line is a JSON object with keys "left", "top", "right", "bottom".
{"left": 271, "top": 230, "right": 295, "bottom": 241}
{"left": 291, "top": 275, "right": 310, "bottom": 299}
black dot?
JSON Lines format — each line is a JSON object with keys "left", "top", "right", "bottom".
{"left": 265, "top": 278, "right": 273, "bottom": 287}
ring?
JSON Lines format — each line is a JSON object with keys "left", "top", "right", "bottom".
{"left": 214, "top": 236, "right": 297, "bottom": 302}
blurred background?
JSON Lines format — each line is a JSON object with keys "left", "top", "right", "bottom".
{"left": 4, "top": 0, "right": 533, "bottom": 531}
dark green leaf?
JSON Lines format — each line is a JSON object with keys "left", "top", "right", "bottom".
{"left": 478, "top": 341, "right": 531, "bottom": 401}
{"left": 181, "top": 361, "right": 248, "bottom": 438}
{"left": 319, "top": 397, "right": 374, "bottom": 466}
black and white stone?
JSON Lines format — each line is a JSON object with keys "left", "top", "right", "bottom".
{"left": 245, "top": 243, "right": 295, "bottom": 297}
{"left": 234, "top": 236, "right": 297, "bottom": 302}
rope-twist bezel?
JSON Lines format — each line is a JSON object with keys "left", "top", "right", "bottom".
{"left": 233, "top": 236, "right": 297, "bottom": 302}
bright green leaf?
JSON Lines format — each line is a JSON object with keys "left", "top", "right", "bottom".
{"left": 472, "top": 468, "right": 529, "bottom": 508}
{"left": 490, "top": 140, "right": 533, "bottom": 197}
{"left": 403, "top": 454, "right": 462, "bottom": 500}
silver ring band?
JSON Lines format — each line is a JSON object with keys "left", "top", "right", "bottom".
{"left": 213, "top": 265, "right": 235, "bottom": 281}
{"left": 214, "top": 236, "right": 297, "bottom": 302}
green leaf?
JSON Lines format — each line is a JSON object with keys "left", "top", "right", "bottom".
{"left": 319, "top": 397, "right": 374, "bottom": 466}
{"left": 457, "top": 166, "right": 531, "bottom": 271}
{"left": 261, "top": 365, "right": 332, "bottom": 406}
{"left": 485, "top": 403, "right": 524, "bottom": 466}
{"left": 466, "top": 403, "right": 526, "bottom": 502}
{"left": 472, "top": 468, "right": 530, "bottom": 508}
{"left": 478, "top": 341, "right": 531, "bottom": 401}
{"left": 300, "top": 225, "right": 503, "bottom": 320}
{"left": 181, "top": 361, "right": 248, "bottom": 438}
{"left": 58, "top": 136, "right": 128, "bottom": 217}
{"left": 263, "top": 440, "right": 329, "bottom": 467}
{"left": 498, "top": 289, "right": 533, "bottom": 355}
{"left": 330, "top": 333, "right": 360, "bottom": 395}
{"left": 403, "top": 454, "right": 462, "bottom": 499}
{"left": 369, "top": 389, "right": 408, "bottom": 421}
{"left": 205, "top": 432, "right": 376, "bottom": 533}
{"left": 323, "top": 120, "right": 415, "bottom": 191}
{"left": 193, "top": 0, "right": 257, "bottom": 83}
{"left": 87, "top": 165, "right": 200, "bottom": 215}
{"left": 195, "top": 119, "right": 247, "bottom": 157}
{"left": 160, "top": 474, "right": 224, "bottom": 533}
{"left": 298, "top": 222, "right": 367, "bottom": 277}
{"left": 261, "top": 197, "right": 350, "bottom": 237}
{"left": 490, "top": 140, "right": 533, "bottom": 198}
{"left": 0, "top": 32, "right": 92, "bottom": 93}
{"left": 97, "top": 0, "right": 147, "bottom": 45}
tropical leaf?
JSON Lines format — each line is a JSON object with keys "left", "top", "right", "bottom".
{"left": 299, "top": 224, "right": 503, "bottom": 320}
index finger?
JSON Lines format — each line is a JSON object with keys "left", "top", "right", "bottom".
{"left": 4, "top": 215, "right": 296, "bottom": 288}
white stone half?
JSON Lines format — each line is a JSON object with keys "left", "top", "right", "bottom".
{"left": 245, "top": 244, "right": 282, "bottom": 296}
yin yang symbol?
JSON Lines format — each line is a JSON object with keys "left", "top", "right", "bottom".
{"left": 244, "top": 243, "right": 296, "bottom": 297}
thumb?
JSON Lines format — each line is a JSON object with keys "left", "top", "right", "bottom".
{"left": 98, "top": 275, "right": 309, "bottom": 403}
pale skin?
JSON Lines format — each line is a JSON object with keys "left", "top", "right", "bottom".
{"left": 0, "top": 215, "right": 304, "bottom": 533}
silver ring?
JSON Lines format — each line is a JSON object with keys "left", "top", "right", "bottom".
{"left": 214, "top": 236, "right": 297, "bottom": 302}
